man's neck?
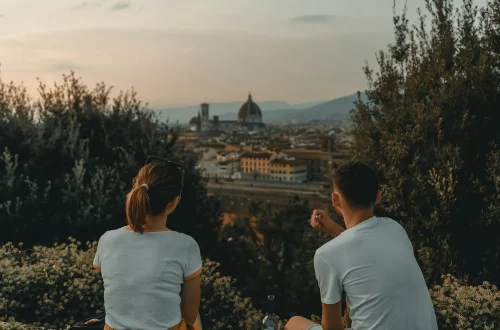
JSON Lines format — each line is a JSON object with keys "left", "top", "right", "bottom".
{"left": 343, "top": 210, "right": 375, "bottom": 229}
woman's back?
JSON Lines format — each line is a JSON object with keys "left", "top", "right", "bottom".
{"left": 93, "top": 227, "right": 202, "bottom": 330}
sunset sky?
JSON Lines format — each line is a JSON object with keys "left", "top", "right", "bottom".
{"left": 0, "top": 0, "right": 487, "bottom": 108}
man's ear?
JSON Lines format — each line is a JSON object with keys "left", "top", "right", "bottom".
{"left": 332, "top": 192, "right": 340, "bottom": 208}
{"left": 375, "top": 190, "right": 382, "bottom": 204}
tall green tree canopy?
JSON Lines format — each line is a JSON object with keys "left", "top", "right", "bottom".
{"left": 352, "top": 0, "right": 500, "bottom": 284}
{"left": 0, "top": 72, "right": 221, "bottom": 257}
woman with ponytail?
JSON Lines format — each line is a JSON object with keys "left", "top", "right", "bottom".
{"left": 92, "top": 156, "right": 202, "bottom": 330}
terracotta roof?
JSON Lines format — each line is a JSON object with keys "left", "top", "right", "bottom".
{"left": 240, "top": 151, "right": 273, "bottom": 159}
{"left": 271, "top": 158, "right": 307, "bottom": 165}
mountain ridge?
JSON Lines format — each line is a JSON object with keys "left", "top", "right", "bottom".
{"left": 156, "top": 93, "right": 365, "bottom": 124}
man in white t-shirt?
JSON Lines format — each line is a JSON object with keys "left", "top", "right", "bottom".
{"left": 285, "top": 162, "right": 438, "bottom": 330}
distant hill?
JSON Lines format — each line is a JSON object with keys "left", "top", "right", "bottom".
{"left": 258, "top": 93, "right": 366, "bottom": 124}
{"left": 216, "top": 108, "right": 300, "bottom": 122}
{"left": 283, "top": 92, "right": 367, "bottom": 123}
{"left": 155, "top": 94, "right": 365, "bottom": 124}
{"left": 155, "top": 101, "right": 297, "bottom": 124}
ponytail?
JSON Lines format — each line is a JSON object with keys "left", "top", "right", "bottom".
{"left": 126, "top": 184, "right": 151, "bottom": 234}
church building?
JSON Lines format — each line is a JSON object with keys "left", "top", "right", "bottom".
{"left": 189, "top": 94, "right": 266, "bottom": 133}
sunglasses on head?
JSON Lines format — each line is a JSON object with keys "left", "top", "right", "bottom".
{"left": 144, "top": 156, "right": 185, "bottom": 197}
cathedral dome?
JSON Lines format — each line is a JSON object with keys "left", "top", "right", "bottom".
{"left": 189, "top": 116, "right": 200, "bottom": 126}
{"left": 238, "top": 93, "right": 262, "bottom": 122}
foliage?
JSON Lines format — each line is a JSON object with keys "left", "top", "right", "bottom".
{"left": 351, "top": 0, "right": 500, "bottom": 284}
{"left": 430, "top": 274, "right": 500, "bottom": 330}
{"left": 0, "top": 239, "right": 102, "bottom": 328}
{"left": 218, "top": 197, "right": 332, "bottom": 319}
{"left": 0, "top": 240, "right": 264, "bottom": 330}
{"left": 200, "top": 260, "right": 264, "bottom": 330}
{"left": 0, "top": 71, "right": 221, "bottom": 257}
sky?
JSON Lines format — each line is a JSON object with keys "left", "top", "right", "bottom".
{"left": 0, "top": 0, "right": 489, "bottom": 108}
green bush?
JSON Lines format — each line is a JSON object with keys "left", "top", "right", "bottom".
{"left": 200, "top": 260, "right": 264, "bottom": 330}
{"left": 351, "top": 0, "right": 500, "bottom": 283}
{"left": 0, "top": 72, "right": 221, "bottom": 258}
{"left": 287, "top": 275, "right": 500, "bottom": 330}
{"left": 217, "top": 199, "right": 329, "bottom": 319}
{"left": 0, "top": 240, "right": 264, "bottom": 330}
{"left": 430, "top": 274, "right": 500, "bottom": 330}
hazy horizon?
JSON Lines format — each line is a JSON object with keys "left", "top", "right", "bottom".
{"left": 0, "top": 0, "right": 487, "bottom": 108}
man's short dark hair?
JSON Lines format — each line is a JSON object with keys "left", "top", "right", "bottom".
{"left": 333, "top": 161, "right": 379, "bottom": 209}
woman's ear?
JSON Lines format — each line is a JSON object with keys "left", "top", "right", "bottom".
{"left": 165, "top": 196, "right": 181, "bottom": 214}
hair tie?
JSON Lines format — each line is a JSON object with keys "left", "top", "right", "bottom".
{"left": 142, "top": 184, "right": 149, "bottom": 191}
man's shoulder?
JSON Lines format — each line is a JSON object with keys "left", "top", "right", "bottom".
{"left": 379, "top": 216, "right": 408, "bottom": 235}
{"left": 316, "top": 233, "right": 351, "bottom": 257}
{"left": 315, "top": 217, "right": 406, "bottom": 253}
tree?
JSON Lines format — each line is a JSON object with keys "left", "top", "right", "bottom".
{"left": 351, "top": 0, "right": 500, "bottom": 284}
{"left": 0, "top": 72, "right": 222, "bottom": 259}
{"left": 219, "top": 197, "right": 331, "bottom": 319}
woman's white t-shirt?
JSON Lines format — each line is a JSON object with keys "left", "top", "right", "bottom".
{"left": 93, "top": 227, "right": 202, "bottom": 330}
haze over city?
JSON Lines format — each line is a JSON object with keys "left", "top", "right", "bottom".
{"left": 0, "top": 0, "right": 484, "bottom": 108}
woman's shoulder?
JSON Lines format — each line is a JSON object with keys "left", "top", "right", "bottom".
{"left": 97, "top": 227, "right": 123, "bottom": 243}
{"left": 168, "top": 230, "right": 198, "bottom": 246}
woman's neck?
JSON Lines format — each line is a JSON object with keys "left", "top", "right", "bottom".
{"left": 144, "top": 214, "right": 169, "bottom": 231}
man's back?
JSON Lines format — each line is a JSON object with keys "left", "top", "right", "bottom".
{"left": 314, "top": 216, "right": 438, "bottom": 330}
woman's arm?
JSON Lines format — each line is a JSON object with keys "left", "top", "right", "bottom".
{"left": 345, "top": 297, "right": 351, "bottom": 328}
{"left": 180, "top": 274, "right": 201, "bottom": 326}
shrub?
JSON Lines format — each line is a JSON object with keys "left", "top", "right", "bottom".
{"left": 0, "top": 239, "right": 103, "bottom": 328}
{"left": 430, "top": 274, "right": 500, "bottom": 330}
{"left": 0, "top": 72, "right": 221, "bottom": 258}
{"left": 351, "top": 0, "right": 500, "bottom": 283}
{"left": 200, "top": 260, "right": 264, "bottom": 330}
{"left": 0, "top": 240, "right": 264, "bottom": 330}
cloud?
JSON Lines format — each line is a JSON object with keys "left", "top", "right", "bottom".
{"left": 110, "top": 1, "right": 131, "bottom": 12}
{"left": 290, "top": 15, "right": 336, "bottom": 24}
{"left": 0, "top": 27, "right": 391, "bottom": 108}
{"left": 71, "top": 0, "right": 107, "bottom": 11}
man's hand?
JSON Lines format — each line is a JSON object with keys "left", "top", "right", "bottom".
{"left": 310, "top": 209, "right": 345, "bottom": 237}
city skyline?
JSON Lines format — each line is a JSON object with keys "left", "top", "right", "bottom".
{"left": 0, "top": 0, "right": 486, "bottom": 108}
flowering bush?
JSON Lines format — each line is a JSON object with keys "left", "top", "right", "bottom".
{"left": 0, "top": 239, "right": 102, "bottom": 328}
{"left": 200, "top": 260, "right": 263, "bottom": 330}
{"left": 430, "top": 274, "right": 500, "bottom": 330}
{"left": 2, "top": 242, "right": 500, "bottom": 329}
{"left": 0, "top": 240, "right": 263, "bottom": 330}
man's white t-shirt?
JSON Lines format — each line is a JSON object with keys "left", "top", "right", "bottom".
{"left": 314, "top": 216, "right": 438, "bottom": 330}
{"left": 93, "top": 227, "right": 202, "bottom": 330}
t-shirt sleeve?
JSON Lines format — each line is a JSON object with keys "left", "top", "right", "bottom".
{"left": 184, "top": 238, "right": 202, "bottom": 281}
{"left": 396, "top": 222, "right": 415, "bottom": 255}
{"left": 314, "top": 250, "right": 342, "bottom": 304}
{"left": 93, "top": 236, "right": 103, "bottom": 271}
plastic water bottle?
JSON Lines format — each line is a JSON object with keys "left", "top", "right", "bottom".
{"left": 262, "top": 295, "right": 280, "bottom": 330}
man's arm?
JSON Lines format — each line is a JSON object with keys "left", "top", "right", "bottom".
{"left": 322, "top": 301, "right": 344, "bottom": 330}
{"left": 326, "top": 220, "right": 345, "bottom": 237}
{"left": 310, "top": 209, "right": 345, "bottom": 237}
